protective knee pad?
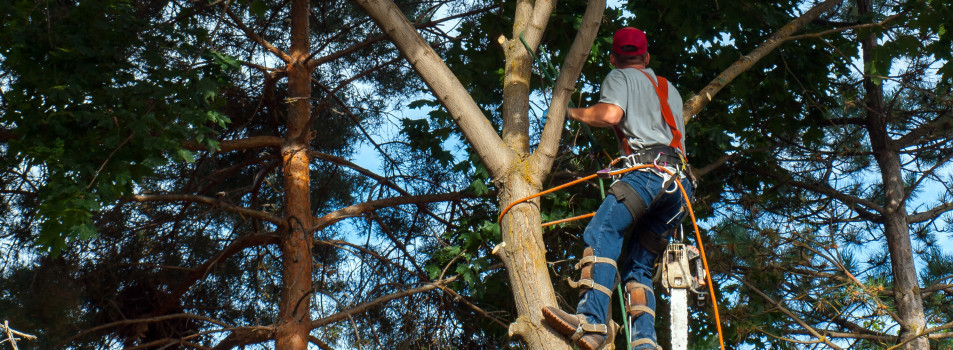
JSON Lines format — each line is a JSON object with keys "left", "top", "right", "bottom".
{"left": 568, "top": 247, "right": 616, "bottom": 298}
{"left": 625, "top": 281, "right": 656, "bottom": 320}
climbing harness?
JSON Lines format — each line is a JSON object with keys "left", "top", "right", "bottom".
{"left": 509, "top": 32, "right": 721, "bottom": 350}
{"left": 497, "top": 159, "right": 726, "bottom": 350}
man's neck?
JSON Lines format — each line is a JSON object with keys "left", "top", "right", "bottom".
{"left": 616, "top": 64, "right": 648, "bottom": 70}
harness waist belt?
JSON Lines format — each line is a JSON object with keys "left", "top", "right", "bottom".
{"left": 623, "top": 145, "right": 684, "bottom": 168}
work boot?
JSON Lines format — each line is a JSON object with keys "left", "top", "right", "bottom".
{"left": 541, "top": 306, "right": 607, "bottom": 350}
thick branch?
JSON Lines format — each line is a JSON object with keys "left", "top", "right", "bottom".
{"left": 533, "top": 0, "right": 605, "bottom": 176}
{"left": 312, "top": 192, "right": 470, "bottom": 231}
{"left": 682, "top": 0, "right": 841, "bottom": 121}
{"left": 353, "top": 0, "right": 513, "bottom": 177}
{"left": 908, "top": 202, "right": 953, "bottom": 223}
{"left": 130, "top": 194, "right": 286, "bottom": 228}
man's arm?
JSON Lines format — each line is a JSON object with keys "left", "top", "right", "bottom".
{"left": 568, "top": 103, "right": 624, "bottom": 127}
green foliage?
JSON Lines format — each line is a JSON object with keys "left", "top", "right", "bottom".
{"left": 0, "top": 0, "right": 233, "bottom": 253}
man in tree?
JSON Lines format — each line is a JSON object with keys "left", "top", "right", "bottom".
{"left": 541, "top": 27, "right": 692, "bottom": 350}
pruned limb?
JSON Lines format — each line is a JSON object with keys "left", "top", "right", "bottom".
{"left": 2, "top": 320, "right": 36, "bottom": 350}
{"left": 682, "top": 0, "right": 841, "bottom": 121}
{"left": 352, "top": 0, "right": 513, "bottom": 178}
{"left": 130, "top": 194, "right": 286, "bottom": 229}
{"left": 533, "top": 0, "right": 606, "bottom": 176}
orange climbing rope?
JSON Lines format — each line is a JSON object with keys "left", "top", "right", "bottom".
{"left": 498, "top": 163, "right": 726, "bottom": 350}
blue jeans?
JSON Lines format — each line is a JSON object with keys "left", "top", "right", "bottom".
{"left": 575, "top": 170, "right": 691, "bottom": 348}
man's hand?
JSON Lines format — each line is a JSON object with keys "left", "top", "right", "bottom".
{"left": 568, "top": 103, "right": 624, "bottom": 127}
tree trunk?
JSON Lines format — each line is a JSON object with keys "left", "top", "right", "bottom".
{"left": 276, "top": 0, "right": 314, "bottom": 348}
{"left": 496, "top": 164, "right": 570, "bottom": 349}
{"left": 859, "top": 0, "right": 929, "bottom": 348}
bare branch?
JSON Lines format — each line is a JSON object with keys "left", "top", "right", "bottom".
{"left": 155, "top": 233, "right": 279, "bottom": 316}
{"left": 309, "top": 277, "right": 458, "bottom": 329}
{"left": 182, "top": 136, "right": 283, "bottom": 153}
{"left": 210, "top": 326, "right": 276, "bottom": 350}
{"left": 787, "top": 13, "right": 902, "bottom": 41}
{"left": 65, "top": 314, "right": 232, "bottom": 347}
{"left": 130, "top": 194, "right": 287, "bottom": 229}
{"left": 312, "top": 192, "right": 471, "bottom": 231}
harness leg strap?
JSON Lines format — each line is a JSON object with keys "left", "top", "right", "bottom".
{"left": 568, "top": 247, "right": 616, "bottom": 297}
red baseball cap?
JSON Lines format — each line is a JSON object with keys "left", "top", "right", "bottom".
{"left": 612, "top": 27, "right": 647, "bottom": 56}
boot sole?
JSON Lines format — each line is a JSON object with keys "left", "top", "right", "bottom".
{"left": 541, "top": 308, "right": 600, "bottom": 350}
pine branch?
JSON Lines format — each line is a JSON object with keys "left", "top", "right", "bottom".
{"left": 182, "top": 136, "right": 283, "bottom": 153}
{"left": 734, "top": 276, "right": 847, "bottom": 350}
{"left": 65, "top": 313, "right": 234, "bottom": 347}
{"left": 310, "top": 150, "right": 461, "bottom": 226}
{"left": 787, "top": 13, "right": 902, "bottom": 41}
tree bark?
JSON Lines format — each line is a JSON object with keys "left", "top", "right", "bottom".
{"left": 276, "top": 0, "right": 314, "bottom": 348}
{"left": 353, "top": 0, "right": 603, "bottom": 348}
{"left": 858, "top": 0, "right": 929, "bottom": 348}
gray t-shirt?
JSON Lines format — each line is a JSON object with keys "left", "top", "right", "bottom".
{"left": 598, "top": 68, "right": 685, "bottom": 152}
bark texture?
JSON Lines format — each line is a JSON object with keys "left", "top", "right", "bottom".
{"left": 276, "top": 0, "right": 315, "bottom": 348}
